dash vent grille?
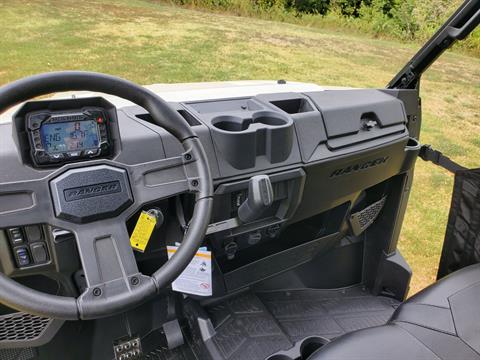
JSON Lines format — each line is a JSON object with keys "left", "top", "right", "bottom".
{"left": 350, "top": 196, "right": 387, "bottom": 236}
{"left": 0, "top": 313, "right": 51, "bottom": 342}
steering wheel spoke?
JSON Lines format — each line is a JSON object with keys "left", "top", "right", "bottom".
{"left": 0, "top": 178, "right": 53, "bottom": 228}
{"left": 129, "top": 154, "right": 197, "bottom": 204}
{"left": 74, "top": 221, "right": 139, "bottom": 288}
{"left": 74, "top": 220, "right": 156, "bottom": 319}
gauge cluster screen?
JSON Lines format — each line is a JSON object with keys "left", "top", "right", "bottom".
{"left": 26, "top": 107, "right": 111, "bottom": 166}
{"left": 41, "top": 119, "right": 100, "bottom": 154}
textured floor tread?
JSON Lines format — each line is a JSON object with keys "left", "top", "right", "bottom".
{"left": 205, "top": 292, "right": 292, "bottom": 360}
{"left": 258, "top": 287, "right": 399, "bottom": 342}
{"left": 142, "top": 344, "right": 194, "bottom": 360}
{"left": 202, "top": 287, "right": 400, "bottom": 359}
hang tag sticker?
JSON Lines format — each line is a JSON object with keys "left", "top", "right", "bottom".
{"left": 167, "top": 246, "right": 212, "bottom": 296}
{"left": 130, "top": 211, "right": 157, "bottom": 252}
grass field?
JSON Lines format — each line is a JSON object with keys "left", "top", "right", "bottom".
{"left": 1, "top": 0, "right": 479, "bottom": 294}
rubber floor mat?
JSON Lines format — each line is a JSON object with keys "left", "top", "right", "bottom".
{"left": 140, "top": 328, "right": 196, "bottom": 360}
{"left": 258, "top": 286, "right": 400, "bottom": 342}
{"left": 142, "top": 345, "right": 194, "bottom": 360}
{"left": 205, "top": 292, "right": 293, "bottom": 360}
{"left": 203, "top": 287, "right": 399, "bottom": 359}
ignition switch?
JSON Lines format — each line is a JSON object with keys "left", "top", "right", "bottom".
{"left": 147, "top": 208, "right": 164, "bottom": 228}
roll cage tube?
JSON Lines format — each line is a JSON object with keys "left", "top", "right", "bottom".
{"left": 388, "top": 0, "right": 479, "bottom": 90}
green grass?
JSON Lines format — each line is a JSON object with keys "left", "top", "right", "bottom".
{"left": 0, "top": 0, "right": 479, "bottom": 294}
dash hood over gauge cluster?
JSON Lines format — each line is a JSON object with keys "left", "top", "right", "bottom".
{"left": 11, "top": 96, "right": 121, "bottom": 167}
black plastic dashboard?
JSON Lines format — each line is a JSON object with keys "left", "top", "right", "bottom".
{"left": 3, "top": 89, "right": 412, "bottom": 175}
{"left": 0, "top": 87, "right": 421, "bottom": 293}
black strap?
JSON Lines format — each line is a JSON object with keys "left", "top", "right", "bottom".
{"left": 419, "top": 145, "right": 467, "bottom": 173}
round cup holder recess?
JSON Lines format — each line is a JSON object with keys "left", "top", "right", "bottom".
{"left": 265, "top": 336, "right": 329, "bottom": 360}
{"left": 252, "top": 110, "right": 290, "bottom": 127}
{"left": 300, "top": 336, "right": 329, "bottom": 359}
{"left": 266, "top": 355, "right": 294, "bottom": 360}
{"left": 211, "top": 115, "right": 250, "bottom": 132}
{"left": 211, "top": 112, "right": 290, "bottom": 133}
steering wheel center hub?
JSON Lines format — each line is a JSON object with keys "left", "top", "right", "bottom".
{"left": 50, "top": 164, "right": 133, "bottom": 223}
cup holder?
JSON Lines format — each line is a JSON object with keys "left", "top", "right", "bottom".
{"left": 209, "top": 111, "right": 294, "bottom": 169}
{"left": 265, "top": 336, "right": 329, "bottom": 360}
{"left": 266, "top": 355, "right": 293, "bottom": 360}
{"left": 212, "top": 112, "right": 290, "bottom": 133}
{"left": 212, "top": 115, "right": 251, "bottom": 132}
{"left": 300, "top": 336, "right": 329, "bottom": 359}
{"left": 252, "top": 111, "right": 290, "bottom": 127}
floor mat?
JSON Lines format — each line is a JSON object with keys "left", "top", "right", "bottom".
{"left": 205, "top": 292, "right": 293, "bottom": 360}
{"left": 203, "top": 286, "right": 399, "bottom": 359}
{"left": 258, "top": 286, "right": 400, "bottom": 342}
{"left": 142, "top": 345, "right": 194, "bottom": 360}
{"left": 140, "top": 329, "right": 196, "bottom": 360}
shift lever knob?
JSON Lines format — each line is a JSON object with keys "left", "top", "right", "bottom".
{"left": 238, "top": 175, "right": 274, "bottom": 223}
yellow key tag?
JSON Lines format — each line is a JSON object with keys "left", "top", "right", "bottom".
{"left": 130, "top": 211, "right": 157, "bottom": 252}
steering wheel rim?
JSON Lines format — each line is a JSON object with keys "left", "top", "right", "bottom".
{"left": 0, "top": 71, "right": 214, "bottom": 320}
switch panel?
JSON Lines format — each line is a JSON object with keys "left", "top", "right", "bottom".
{"left": 31, "top": 243, "right": 48, "bottom": 264}
{"left": 25, "top": 225, "right": 43, "bottom": 242}
{"left": 4, "top": 225, "right": 51, "bottom": 268}
{"left": 14, "top": 247, "right": 31, "bottom": 267}
{"left": 7, "top": 228, "right": 24, "bottom": 246}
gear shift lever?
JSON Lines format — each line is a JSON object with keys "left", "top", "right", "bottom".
{"left": 238, "top": 175, "right": 274, "bottom": 223}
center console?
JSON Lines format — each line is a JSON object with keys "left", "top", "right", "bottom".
{"left": 174, "top": 89, "right": 417, "bottom": 293}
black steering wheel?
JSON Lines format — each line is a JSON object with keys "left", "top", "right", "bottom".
{"left": 0, "top": 72, "right": 213, "bottom": 320}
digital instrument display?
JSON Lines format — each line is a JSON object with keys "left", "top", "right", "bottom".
{"left": 40, "top": 120, "right": 100, "bottom": 153}
{"left": 26, "top": 106, "right": 111, "bottom": 166}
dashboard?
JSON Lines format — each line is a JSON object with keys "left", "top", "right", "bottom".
{"left": 0, "top": 87, "right": 418, "bottom": 297}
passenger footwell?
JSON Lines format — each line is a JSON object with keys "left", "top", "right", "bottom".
{"left": 197, "top": 286, "right": 400, "bottom": 360}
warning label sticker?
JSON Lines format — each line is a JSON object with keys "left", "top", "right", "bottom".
{"left": 167, "top": 246, "right": 212, "bottom": 296}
